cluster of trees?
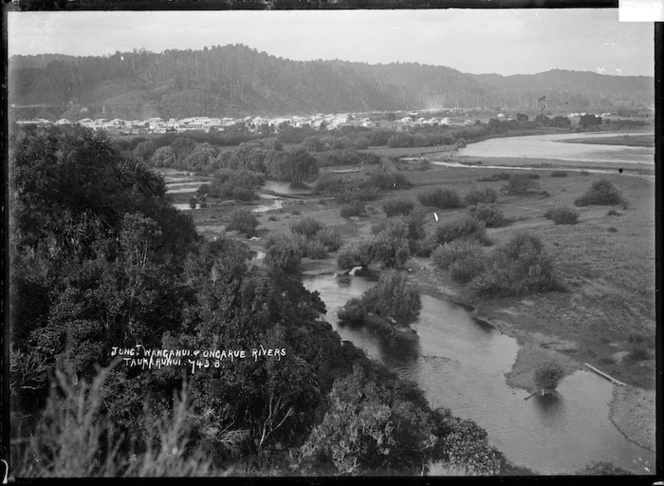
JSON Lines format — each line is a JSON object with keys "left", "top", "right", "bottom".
{"left": 386, "top": 130, "right": 459, "bottom": 149}
{"left": 534, "top": 114, "right": 572, "bottom": 129}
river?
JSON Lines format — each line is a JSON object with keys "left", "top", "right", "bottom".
{"left": 303, "top": 274, "right": 655, "bottom": 475}
{"left": 457, "top": 131, "right": 654, "bottom": 165}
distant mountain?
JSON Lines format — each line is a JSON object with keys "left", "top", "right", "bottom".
{"left": 7, "top": 45, "right": 654, "bottom": 121}
{"left": 470, "top": 69, "right": 653, "bottom": 111}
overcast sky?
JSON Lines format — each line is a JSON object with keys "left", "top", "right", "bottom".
{"left": 7, "top": 9, "right": 654, "bottom": 76}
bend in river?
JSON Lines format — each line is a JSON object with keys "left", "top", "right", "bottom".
{"left": 303, "top": 274, "right": 655, "bottom": 475}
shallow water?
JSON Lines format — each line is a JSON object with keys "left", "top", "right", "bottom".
{"left": 458, "top": 131, "right": 654, "bottom": 165}
{"left": 303, "top": 274, "right": 655, "bottom": 475}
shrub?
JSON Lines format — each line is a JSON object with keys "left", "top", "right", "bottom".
{"left": 317, "top": 227, "right": 342, "bottom": 252}
{"left": 464, "top": 186, "right": 498, "bottom": 206}
{"left": 337, "top": 243, "right": 373, "bottom": 270}
{"left": 418, "top": 188, "right": 463, "bottom": 209}
{"left": 431, "top": 240, "right": 485, "bottom": 270}
{"left": 433, "top": 215, "right": 489, "bottom": 246}
{"left": 579, "top": 170, "right": 590, "bottom": 176}
{"left": 469, "top": 203, "right": 508, "bottom": 228}
{"left": 337, "top": 298, "right": 367, "bottom": 324}
{"left": 268, "top": 215, "right": 278, "bottom": 222}
{"left": 304, "top": 238, "right": 328, "bottom": 259}
{"left": 383, "top": 197, "right": 416, "bottom": 217}
{"left": 368, "top": 170, "right": 411, "bottom": 190}
{"left": 550, "top": 170, "right": 568, "bottom": 178}
{"left": 575, "top": 179, "right": 625, "bottom": 206}
{"left": 13, "top": 368, "right": 213, "bottom": 478}
{"left": 607, "top": 209, "right": 621, "bottom": 216}
{"left": 265, "top": 233, "right": 302, "bottom": 273}
{"left": 290, "top": 216, "right": 324, "bottom": 238}
{"left": 470, "top": 233, "right": 560, "bottom": 297}
{"left": 533, "top": 361, "right": 565, "bottom": 390}
{"left": 607, "top": 226, "right": 618, "bottom": 233}
{"left": 504, "top": 173, "right": 539, "bottom": 194}
{"left": 360, "top": 269, "right": 421, "bottom": 326}
{"left": 340, "top": 202, "right": 365, "bottom": 218}
{"left": 544, "top": 206, "right": 579, "bottom": 225}
{"left": 449, "top": 254, "right": 488, "bottom": 283}
{"left": 226, "top": 209, "right": 258, "bottom": 236}
{"left": 370, "top": 220, "right": 411, "bottom": 269}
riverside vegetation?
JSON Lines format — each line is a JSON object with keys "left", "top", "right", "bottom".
{"left": 9, "top": 124, "right": 527, "bottom": 477}
{"left": 10, "top": 119, "right": 654, "bottom": 476}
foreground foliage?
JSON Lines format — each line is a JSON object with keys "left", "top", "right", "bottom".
{"left": 10, "top": 124, "right": 514, "bottom": 477}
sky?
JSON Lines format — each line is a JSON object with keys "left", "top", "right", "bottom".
{"left": 7, "top": 9, "right": 655, "bottom": 77}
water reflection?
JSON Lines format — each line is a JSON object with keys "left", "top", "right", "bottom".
{"left": 532, "top": 392, "right": 567, "bottom": 429}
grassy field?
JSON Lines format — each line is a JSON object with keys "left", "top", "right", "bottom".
{"left": 557, "top": 134, "right": 654, "bottom": 148}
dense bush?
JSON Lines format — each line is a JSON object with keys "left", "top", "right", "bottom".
{"left": 432, "top": 215, "right": 489, "bottom": 246}
{"left": 468, "top": 203, "right": 507, "bottom": 228}
{"left": 264, "top": 233, "right": 302, "bottom": 274}
{"left": 337, "top": 298, "right": 368, "bottom": 325}
{"left": 290, "top": 216, "right": 325, "bottom": 239}
{"left": 288, "top": 217, "right": 340, "bottom": 259}
{"left": 418, "top": 188, "right": 463, "bottom": 209}
{"left": 544, "top": 206, "right": 579, "bottom": 225}
{"left": 360, "top": 270, "right": 421, "bottom": 326}
{"left": 383, "top": 197, "right": 416, "bottom": 217}
{"left": 207, "top": 169, "right": 263, "bottom": 201}
{"left": 368, "top": 170, "right": 411, "bottom": 190}
{"left": 431, "top": 240, "right": 485, "bottom": 270}
{"left": 574, "top": 179, "right": 626, "bottom": 206}
{"left": 470, "top": 233, "right": 560, "bottom": 297}
{"left": 464, "top": 186, "right": 498, "bottom": 206}
{"left": 226, "top": 209, "right": 259, "bottom": 236}
{"left": 337, "top": 243, "right": 373, "bottom": 270}
{"left": 432, "top": 241, "right": 487, "bottom": 284}
{"left": 533, "top": 361, "right": 565, "bottom": 391}
{"left": 369, "top": 219, "right": 411, "bottom": 269}
{"left": 504, "top": 173, "right": 540, "bottom": 194}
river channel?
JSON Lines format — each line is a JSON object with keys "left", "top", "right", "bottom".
{"left": 302, "top": 274, "right": 655, "bottom": 475}
{"left": 457, "top": 131, "right": 654, "bottom": 165}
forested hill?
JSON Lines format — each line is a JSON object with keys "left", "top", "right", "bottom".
{"left": 9, "top": 44, "right": 653, "bottom": 120}
{"left": 470, "top": 69, "right": 654, "bottom": 111}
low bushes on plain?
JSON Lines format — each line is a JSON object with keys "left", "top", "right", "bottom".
{"left": 418, "top": 188, "right": 463, "bottom": 209}
{"left": 464, "top": 186, "right": 498, "bottom": 206}
{"left": 470, "top": 232, "right": 561, "bottom": 297}
{"left": 432, "top": 215, "right": 490, "bottom": 246}
{"left": 544, "top": 206, "right": 579, "bottom": 225}
{"left": 575, "top": 179, "right": 626, "bottom": 207}
{"left": 503, "top": 173, "right": 540, "bottom": 194}
{"left": 468, "top": 203, "right": 508, "bottom": 228}
{"left": 383, "top": 197, "right": 416, "bottom": 217}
